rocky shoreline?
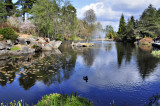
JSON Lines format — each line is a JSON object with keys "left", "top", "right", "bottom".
{"left": 0, "top": 35, "right": 62, "bottom": 55}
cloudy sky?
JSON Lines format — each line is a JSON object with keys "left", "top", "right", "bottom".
{"left": 71, "top": 0, "right": 160, "bottom": 31}
{"left": 13, "top": 0, "right": 160, "bottom": 31}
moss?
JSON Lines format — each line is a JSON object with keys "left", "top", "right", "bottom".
{"left": 36, "top": 93, "right": 93, "bottom": 106}
{"left": 152, "top": 50, "right": 160, "bottom": 58}
{"left": 10, "top": 46, "right": 22, "bottom": 51}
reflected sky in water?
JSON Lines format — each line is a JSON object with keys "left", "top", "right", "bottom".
{"left": 0, "top": 41, "right": 160, "bottom": 106}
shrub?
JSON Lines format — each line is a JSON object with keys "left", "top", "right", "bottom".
{"left": 0, "top": 22, "right": 19, "bottom": 32}
{"left": 36, "top": 93, "right": 93, "bottom": 106}
{"left": 0, "top": 28, "right": 18, "bottom": 40}
{"left": 19, "top": 21, "right": 36, "bottom": 34}
{"left": 7, "top": 15, "right": 20, "bottom": 29}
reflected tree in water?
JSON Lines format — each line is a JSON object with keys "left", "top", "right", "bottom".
{"left": 17, "top": 43, "right": 78, "bottom": 89}
{"left": 82, "top": 48, "right": 95, "bottom": 66}
{"left": 105, "top": 43, "right": 113, "bottom": 52}
{"left": 136, "top": 48, "right": 160, "bottom": 79}
{"left": 116, "top": 43, "right": 135, "bottom": 67}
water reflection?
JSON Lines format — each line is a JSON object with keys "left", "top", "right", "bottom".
{"left": 0, "top": 41, "right": 160, "bottom": 105}
{"left": 135, "top": 47, "right": 159, "bottom": 79}
{"left": 116, "top": 43, "right": 135, "bottom": 67}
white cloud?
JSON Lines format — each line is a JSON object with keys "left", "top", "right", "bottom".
{"left": 77, "top": 0, "right": 160, "bottom": 31}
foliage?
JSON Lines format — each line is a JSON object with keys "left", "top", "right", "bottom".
{"left": 0, "top": 28, "right": 18, "bottom": 40}
{"left": 15, "top": 0, "right": 37, "bottom": 21}
{"left": 31, "top": 0, "right": 78, "bottom": 39}
{"left": 7, "top": 15, "right": 21, "bottom": 28}
{"left": 105, "top": 25, "right": 115, "bottom": 39}
{"left": 0, "top": 0, "right": 8, "bottom": 22}
{"left": 0, "top": 22, "right": 19, "bottom": 32}
{"left": 117, "top": 4, "right": 160, "bottom": 43}
{"left": 1, "top": 99, "right": 25, "bottom": 106}
{"left": 84, "top": 9, "right": 97, "bottom": 25}
{"left": 36, "top": 93, "right": 93, "bottom": 106}
{"left": 152, "top": 50, "right": 160, "bottom": 58}
{"left": 118, "top": 14, "right": 126, "bottom": 35}
{"left": 137, "top": 4, "right": 160, "bottom": 38}
{"left": 19, "top": 21, "right": 36, "bottom": 34}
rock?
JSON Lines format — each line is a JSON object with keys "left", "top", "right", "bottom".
{"left": 52, "top": 41, "right": 62, "bottom": 49}
{"left": 42, "top": 43, "right": 52, "bottom": 51}
{"left": 0, "top": 42, "right": 12, "bottom": 50}
{"left": 38, "top": 37, "right": 46, "bottom": 44}
{"left": 31, "top": 45, "right": 42, "bottom": 52}
{"left": 17, "top": 38, "right": 27, "bottom": 45}
{"left": 8, "top": 48, "right": 35, "bottom": 55}
{"left": 7, "top": 40, "right": 12, "bottom": 45}
{"left": 6, "top": 44, "right": 12, "bottom": 50}
{"left": 49, "top": 40, "right": 55, "bottom": 46}
{"left": 0, "top": 50, "right": 8, "bottom": 55}
{"left": 44, "top": 38, "right": 50, "bottom": 43}
{"left": 72, "top": 42, "right": 94, "bottom": 47}
{"left": 22, "top": 46, "right": 35, "bottom": 53}
{"left": 0, "top": 42, "right": 6, "bottom": 50}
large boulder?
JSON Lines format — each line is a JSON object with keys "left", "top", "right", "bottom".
{"left": 6, "top": 40, "right": 12, "bottom": 45}
{"left": 0, "top": 42, "right": 6, "bottom": 50}
{"left": 52, "top": 41, "right": 62, "bottom": 49}
{"left": 0, "top": 50, "right": 8, "bottom": 55}
{"left": 42, "top": 43, "right": 52, "bottom": 51}
{"left": 8, "top": 48, "right": 35, "bottom": 55}
{"left": 0, "top": 42, "right": 12, "bottom": 50}
{"left": 17, "top": 38, "right": 27, "bottom": 45}
{"left": 38, "top": 37, "right": 46, "bottom": 44}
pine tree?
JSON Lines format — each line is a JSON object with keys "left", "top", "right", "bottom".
{"left": 118, "top": 14, "right": 126, "bottom": 35}
{"left": 130, "top": 16, "right": 135, "bottom": 29}
{"left": 138, "top": 4, "right": 158, "bottom": 37}
{"left": 4, "top": 0, "right": 15, "bottom": 16}
{"left": 16, "top": 0, "right": 37, "bottom": 21}
{"left": 0, "top": 0, "right": 8, "bottom": 22}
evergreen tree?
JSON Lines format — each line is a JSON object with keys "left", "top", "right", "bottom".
{"left": 16, "top": 0, "right": 37, "bottom": 21}
{"left": 138, "top": 4, "right": 158, "bottom": 37}
{"left": 4, "top": 0, "right": 15, "bottom": 16}
{"left": 0, "top": 0, "right": 8, "bottom": 22}
{"left": 130, "top": 16, "right": 135, "bottom": 29}
{"left": 118, "top": 14, "right": 126, "bottom": 35}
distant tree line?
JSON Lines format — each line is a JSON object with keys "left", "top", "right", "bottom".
{"left": 105, "top": 4, "right": 160, "bottom": 42}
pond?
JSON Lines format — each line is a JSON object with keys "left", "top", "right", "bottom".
{"left": 0, "top": 41, "right": 160, "bottom": 106}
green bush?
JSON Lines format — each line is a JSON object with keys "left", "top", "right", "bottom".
{"left": 36, "top": 93, "right": 93, "bottom": 106}
{"left": 0, "top": 28, "right": 18, "bottom": 40}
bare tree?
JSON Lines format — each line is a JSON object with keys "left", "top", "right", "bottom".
{"left": 84, "top": 9, "right": 97, "bottom": 24}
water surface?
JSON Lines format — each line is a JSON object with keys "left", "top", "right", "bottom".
{"left": 0, "top": 41, "right": 160, "bottom": 106}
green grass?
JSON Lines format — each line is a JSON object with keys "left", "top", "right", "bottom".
{"left": 0, "top": 93, "right": 93, "bottom": 106}
{"left": 152, "top": 50, "right": 160, "bottom": 58}
{"left": 10, "top": 46, "right": 22, "bottom": 51}
{"left": 36, "top": 93, "right": 93, "bottom": 106}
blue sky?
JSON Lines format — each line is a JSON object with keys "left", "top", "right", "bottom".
{"left": 13, "top": 0, "right": 160, "bottom": 31}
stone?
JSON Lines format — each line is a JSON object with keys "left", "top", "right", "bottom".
{"left": 42, "top": 43, "right": 52, "bottom": 51}
{"left": 52, "top": 41, "right": 62, "bottom": 49}
{"left": 0, "top": 50, "right": 8, "bottom": 55}
{"left": 72, "top": 42, "right": 94, "bottom": 47}
{"left": 38, "top": 37, "right": 46, "bottom": 44}
{"left": 17, "top": 38, "right": 27, "bottom": 45}
{"left": 6, "top": 40, "right": 12, "bottom": 45}
{"left": 0, "top": 42, "right": 6, "bottom": 50}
